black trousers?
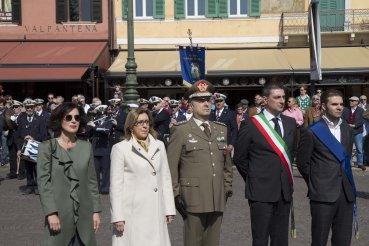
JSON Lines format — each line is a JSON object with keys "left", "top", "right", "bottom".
{"left": 249, "top": 197, "right": 291, "bottom": 246}
{"left": 8, "top": 142, "right": 17, "bottom": 175}
{"left": 310, "top": 188, "right": 353, "bottom": 246}
{"left": 94, "top": 155, "right": 110, "bottom": 193}
{"left": 24, "top": 160, "right": 37, "bottom": 187}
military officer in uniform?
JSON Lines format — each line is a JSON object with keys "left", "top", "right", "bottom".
{"left": 149, "top": 96, "right": 171, "bottom": 142}
{"left": 167, "top": 80, "right": 233, "bottom": 246}
{"left": 210, "top": 93, "right": 238, "bottom": 152}
{"left": 169, "top": 99, "right": 186, "bottom": 128}
{"left": 138, "top": 98, "right": 149, "bottom": 109}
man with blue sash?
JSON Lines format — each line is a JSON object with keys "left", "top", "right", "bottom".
{"left": 297, "top": 89, "right": 357, "bottom": 246}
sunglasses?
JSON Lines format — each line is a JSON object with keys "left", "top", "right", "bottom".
{"left": 25, "top": 106, "right": 34, "bottom": 110}
{"left": 64, "top": 114, "right": 81, "bottom": 122}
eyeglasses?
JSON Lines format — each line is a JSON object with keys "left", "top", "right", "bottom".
{"left": 134, "top": 120, "right": 150, "bottom": 126}
{"left": 25, "top": 106, "right": 34, "bottom": 110}
{"left": 64, "top": 114, "right": 81, "bottom": 122}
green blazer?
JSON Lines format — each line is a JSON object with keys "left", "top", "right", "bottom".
{"left": 37, "top": 138, "right": 101, "bottom": 246}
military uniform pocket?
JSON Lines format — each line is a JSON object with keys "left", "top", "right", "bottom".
{"left": 180, "top": 178, "right": 200, "bottom": 207}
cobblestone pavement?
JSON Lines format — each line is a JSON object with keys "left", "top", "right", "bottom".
{"left": 1, "top": 165, "right": 369, "bottom": 246}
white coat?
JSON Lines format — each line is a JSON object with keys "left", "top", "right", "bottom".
{"left": 110, "top": 134, "right": 176, "bottom": 246}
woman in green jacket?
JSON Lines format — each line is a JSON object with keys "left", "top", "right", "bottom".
{"left": 37, "top": 102, "right": 101, "bottom": 246}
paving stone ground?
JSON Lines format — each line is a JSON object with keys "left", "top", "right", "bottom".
{"left": 1, "top": 165, "right": 368, "bottom": 246}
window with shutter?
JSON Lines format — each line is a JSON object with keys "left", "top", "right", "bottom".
{"left": 122, "top": 0, "right": 128, "bottom": 20}
{"left": 91, "top": 0, "right": 102, "bottom": 22}
{"left": 10, "top": 0, "right": 21, "bottom": 24}
{"left": 174, "top": 0, "right": 185, "bottom": 19}
{"left": 218, "top": 0, "right": 227, "bottom": 18}
{"left": 186, "top": 0, "right": 205, "bottom": 18}
{"left": 248, "top": 0, "right": 260, "bottom": 17}
{"left": 56, "top": 0, "right": 68, "bottom": 23}
{"left": 229, "top": 0, "right": 247, "bottom": 17}
{"left": 320, "top": 0, "right": 344, "bottom": 31}
{"left": 205, "top": 0, "right": 217, "bottom": 18}
{"left": 153, "top": 0, "right": 164, "bottom": 19}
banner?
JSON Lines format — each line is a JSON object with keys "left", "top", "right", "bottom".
{"left": 308, "top": 0, "right": 322, "bottom": 81}
{"left": 179, "top": 46, "right": 205, "bottom": 87}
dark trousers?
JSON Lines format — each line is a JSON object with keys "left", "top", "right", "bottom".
{"left": 68, "top": 230, "right": 84, "bottom": 246}
{"left": 94, "top": 155, "right": 110, "bottom": 193}
{"left": 310, "top": 188, "right": 353, "bottom": 246}
{"left": 249, "top": 197, "right": 291, "bottom": 246}
{"left": 8, "top": 143, "right": 17, "bottom": 175}
{"left": 24, "top": 160, "right": 37, "bottom": 187}
{"left": 184, "top": 212, "right": 223, "bottom": 246}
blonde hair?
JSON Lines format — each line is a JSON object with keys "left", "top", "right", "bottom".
{"left": 124, "top": 108, "right": 157, "bottom": 140}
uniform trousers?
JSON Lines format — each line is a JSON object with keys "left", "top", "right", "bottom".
{"left": 94, "top": 155, "right": 110, "bottom": 193}
{"left": 249, "top": 196, "right": 291, "bottom": 246}
{"left": 184, "top": 212, "right": 223, "bottom": 246}
{"left": 24, "top": 160, "right": 37, "bottom": 187}
{"left": 8, "top": 142, "right": 18, "bottom": 175}
{"left": 310, "top": 187, "right": 353, "bottom": 246}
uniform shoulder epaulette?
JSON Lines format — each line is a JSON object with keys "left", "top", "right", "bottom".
{"left": 213, "top": 121, "right": 227, "bottom": 127}
{"left": 173, "top": 120, "right": 188, "bottom": 126}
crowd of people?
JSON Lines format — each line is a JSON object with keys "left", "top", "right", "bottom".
{"left": 0, "top": 81, "right": 366, "bottom": 246}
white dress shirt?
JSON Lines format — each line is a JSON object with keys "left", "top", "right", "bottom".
{"left": 322, "top": 115, "right": 342, "bottom": 143}
{"left": 263, "top": 109, "right": 284, "bottom": 137}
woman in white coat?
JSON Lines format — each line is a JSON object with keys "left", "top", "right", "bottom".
{"left": 110, "top": 108, "right": 176, "bottom": 246}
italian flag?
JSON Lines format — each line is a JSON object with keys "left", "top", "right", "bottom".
{"left": 251, "top": 114, "right": 294, "bottom": 186}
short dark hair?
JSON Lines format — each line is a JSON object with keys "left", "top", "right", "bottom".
{"left": 49, "top": 102, "right": 87, "bottom": 137}
{"left": 261, "top": 82, "right": 285, "bottom": 97}
{"left": 321, "top": 89, "right": 343, "bottom": 105}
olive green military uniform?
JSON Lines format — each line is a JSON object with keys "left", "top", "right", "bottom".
{"left": 167, "top": 117, "right": 233, "bottom": 246}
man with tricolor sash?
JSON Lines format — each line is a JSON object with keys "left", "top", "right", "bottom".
{"left": 297, "top": 89, "right": 358, "bottom": 246}
{"left": 234, "top": 82, "right": 297, "bottom": 246}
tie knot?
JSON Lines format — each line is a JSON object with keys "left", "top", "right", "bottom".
{"left": 201, "top": 122, "right": 209, "bottom": 129}
{"left": 272, "top": 117, "right": 279, "bottom": 124}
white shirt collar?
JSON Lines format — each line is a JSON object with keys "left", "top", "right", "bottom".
{"left": 193, "top": 117, "right": 210, "bottom": 128}
{"left": 263, "top": 108, "right": 281, "bottom": 122}
{"left": 322, "top": 115, "right": 342, "bottom": 129}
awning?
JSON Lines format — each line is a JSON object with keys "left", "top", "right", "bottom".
{"left": 0, "top": 41, "right": 108, "bottom": 81}
{"left": 106, "top": 46, "right": 369, "bottom": 78}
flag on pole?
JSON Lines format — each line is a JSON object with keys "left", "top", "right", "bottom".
{"left": 308, "top": 0, "right": 322, "bottom": 81}
{"left": 179, "top": 46, "right": 205, "bottom": 87}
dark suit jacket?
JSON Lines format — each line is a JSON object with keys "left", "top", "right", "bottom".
{"left": 14, "top": 113, "right": 48, "bottom": 150}
{"left": 342, "top": 107, "right": 364, "bottom": 135}
{"left": 90, "top": 116, "right": 114, "bottom": 156}
{"left": 173, "top": 111, "right": 187, "bottom": 122}
{"left": 112, "top": 107, "right": 127, "bottom": 144}
{"left": 297, "top": 119, "right": 355, "bottom": 203}
{"left": 210, "top": 108, "right": 238, "bottom": 146}
{"left": 153, "top": 109, "right": 170, "bottom": 141}
{"left": 234, "top": 113, "right": 297, "bottom": 202}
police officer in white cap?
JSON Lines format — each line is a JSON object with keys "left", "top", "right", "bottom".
{"left": 149, "top": 96, "right": 171, "bottom": 142}
{"left": 16, "top": 99, "right": 48, "bottom": 194}
{"left": 169, "top": 99, "right": 186, "bottom": 127}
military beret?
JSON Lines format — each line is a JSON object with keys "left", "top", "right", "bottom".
{"left": 34, "top": 98, "right": 44, "bottom": 105}
{"left": 149, "top": 96, "right": 162, "bottom": 104}
{"left": 23, "top": 99, "right": 36, "bottom": 106}
{"left": 186, "top": 80, "right": 214, "bottom": 100}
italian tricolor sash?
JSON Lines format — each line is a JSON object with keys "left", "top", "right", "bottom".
{"left": 251, "top": 114, "right": 294, "bottom": 186}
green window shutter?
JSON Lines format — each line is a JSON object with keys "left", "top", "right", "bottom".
{"left": 122, "top": 0, "right": 128, "bottom": 20}
{"left": 248, "top": 0, "right": 260, "bottom": 17}
{"left": 11, "top": 0, "right": 21, "bottom": 24}
{"left": 91, "top": 0, "right": 102, "bottom": 23}
{"left": 56, "top": 0, "right": 68, "bottom": 23}
{"left": 174, "top": 0, "right": 185, "bottom": 19}
{"left": 153, "top": 0, "right": 165, "bottom": 19}
{"left": 218, "top": 0, "right": 228, "bottom": 18}
{"left": 206, "top": 0, "right": 217, "bottom": 18}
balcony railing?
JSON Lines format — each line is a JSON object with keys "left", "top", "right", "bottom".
{"left": 281, "top": 9, "right": 369, "bottom": 36}
{"left": 0, "top": 10, "right": 13, "bottom": 23}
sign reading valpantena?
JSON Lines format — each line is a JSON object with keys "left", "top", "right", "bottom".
{"left": 24, "top": 25, "right": 98, "bottom": 33}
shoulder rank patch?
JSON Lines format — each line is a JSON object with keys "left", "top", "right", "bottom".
{"left": 173, "top": 120, "right": 188, "bottom": 126}
{"left": 213, "top": 121, "right": 227, "bottom": 127}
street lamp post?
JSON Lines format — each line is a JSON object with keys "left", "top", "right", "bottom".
{"left": 123, "top": 0, "right": 139, "bottom": 105}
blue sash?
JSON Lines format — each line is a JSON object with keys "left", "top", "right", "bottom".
{"left": 310, "top": 120, "right": 359, "bottom": 238}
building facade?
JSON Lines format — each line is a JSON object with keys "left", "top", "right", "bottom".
{"left": 107, "top": 0, "right": 369, "bottom": 106}
{"left": 0, "top": 0, "right": 113, "bottom": 100}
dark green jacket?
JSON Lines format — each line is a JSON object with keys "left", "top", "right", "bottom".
{"left": 37, "top": 139, "right": 101, "bottom": 246}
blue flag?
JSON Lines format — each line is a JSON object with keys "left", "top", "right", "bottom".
{"left": 179, "top": 46, "right": 205, "bottom": 87}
